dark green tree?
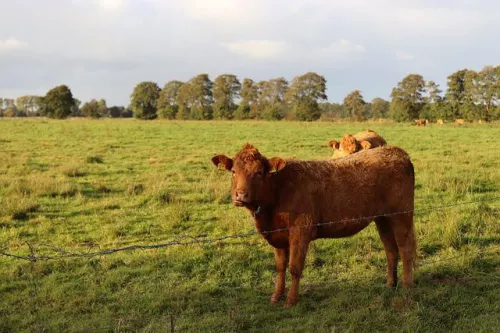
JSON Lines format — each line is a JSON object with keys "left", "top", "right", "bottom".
{"left": 390, "top": 74, "right": 426, "bottom": 122}
{"left": 370, "top": 98, "right": 389, "bottom": 119}
{"left": 213, "top": 74, "right": 241, "bottom": 119}
{"left": 158, "top": 80, "right": 183, "bottom": 119}
{"left": 39, "top": 85, "right": 75, "bottom": 119}
{"left": 257, "top": 78, "right": 288, "bottom": 120}
{"left": 81, "top": 99, "right": 107, "bottom": 118}
{"left": 130, "top": 81, "right": 161, "bottom": 120}
{"left": 286, "top": 72, "right": 327, "bottom": 121}
{"left": 234, "top": 78, "right": 258, "bottom": 120}
{"left": 343, "top": 90, "right": 366, "bottom": 121}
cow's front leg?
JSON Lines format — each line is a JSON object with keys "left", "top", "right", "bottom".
{"left": 285, "top": 230, "right": 310, "bottom": 308}
{"left": 271, "top": 247, "right": 289, "bottom": 304}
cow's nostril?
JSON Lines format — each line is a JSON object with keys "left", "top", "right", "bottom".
{"left": 236, "top": 191, "right": 248, "bottom": 201}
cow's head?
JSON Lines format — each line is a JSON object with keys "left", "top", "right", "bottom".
{"left": 211, "top": 144, "right": 286, "bottom": 208}
{"left": 328, "top": 134, "right": 371, "bottom": 157}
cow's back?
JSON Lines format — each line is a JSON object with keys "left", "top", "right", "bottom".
{"left": 353, "top": 130, "right": 387, "bottom": 148}
{"left": 274, "top": 146, "right": 414, "bottom": 224}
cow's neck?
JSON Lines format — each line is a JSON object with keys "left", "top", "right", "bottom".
{"left": 248, "top": 204, "right": 274, "bottom": 234}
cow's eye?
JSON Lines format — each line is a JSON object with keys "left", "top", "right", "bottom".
{"left": 232, "top": 170, "right": 236, "bottom": 176}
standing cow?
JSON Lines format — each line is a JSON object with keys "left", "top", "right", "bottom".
{"left": 212, "top": 144, "right": 416, "bottom": 307}
{"left": 415, "top": 119, "right": 429, "bottom": 126}
{"left": 328, "top": 130, "right": 387, "bottom": 158}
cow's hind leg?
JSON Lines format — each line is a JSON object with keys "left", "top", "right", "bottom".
{"left": 375, "top": 217, "right": 399, "bottom": 287}
{"left": 388, "top": 213, "right": 416, "bottom": 288}
{"left": 271, "top": 247, "right": 289, "bottom": 304}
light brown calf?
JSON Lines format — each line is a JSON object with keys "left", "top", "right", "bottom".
{"left": 328, "top": 130, "right": 387, "bottom": 158}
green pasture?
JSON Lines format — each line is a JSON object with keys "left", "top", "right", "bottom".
{"left": 0, "top": 119, "right": 499, "bottom": 332}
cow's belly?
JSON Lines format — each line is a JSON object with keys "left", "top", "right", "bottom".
{"left": 315, "top": 218, "right": 372, "bottom": 239}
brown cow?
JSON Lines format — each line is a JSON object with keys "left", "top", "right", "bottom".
{"left": 415, "top": 119, "right": 429, "bottom": 126}
{"left": 211, "top": 144, "right": 416, "bottom": 307}
{"left": 436, "top": 119, "right": 444, "bottom": 125}
{"left": 328, "top": 130, "right": 387, "bottom": 158}
{"left": 455, "top": 119, "right": 465, "bottom": 125}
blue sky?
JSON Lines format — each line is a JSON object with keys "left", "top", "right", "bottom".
{"left": 0, "top": 0, "right": 498, "bottom": 105}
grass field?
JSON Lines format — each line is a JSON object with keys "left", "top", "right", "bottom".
{"left": 1, "top": 118, "right": 499, "bottom": 332}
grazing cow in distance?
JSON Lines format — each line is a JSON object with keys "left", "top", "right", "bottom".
{"left": 328, "top": 130, "right": 387, "bottom": 158}
{"left": 455, "top": 119, "right": 465, "bottom": 125}
{"left": 211, "top": 144, "right": 416, "bottom": 307}
{"left": 415, "top": 119, "right": 429, "bottom": 126}
{"left": 436, "top": 119, "right": 444, "bottom": 125}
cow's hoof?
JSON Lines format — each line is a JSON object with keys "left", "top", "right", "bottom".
{"left": 284, "top": 298, "right": 298, "bottom": 308}
{"left": 386, "top": 281, "right": 397, "bottom": 288}
{"left": 271, "top": 293, "right": 283, "bottom": 305}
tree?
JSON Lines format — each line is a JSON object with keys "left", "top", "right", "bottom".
{"left": 445, "top": 69, "right": 479, "bottom": 119}
{"left": 158, "top": 80, "right": 183, "bottom": 119}
{"left": 16, "top": 95, "right": 42, "bottom": 116}
{"left": 98, "top": 99, "right": 108, "bottom": 117}
{"left": 390, "top": 74, "right": 426, "bottom": 122}
{"left": 39, "top": 85, "right": 75, "bottom": 119}
{"left": 187, "top": 74, "right": 214, "bottom": 120}
{"left": 370, "top": 98, "right": 389, "bottom": 119}
{"left": 475, "top": 65, "right": 500, "bottom": 120}
{"left": 3, "top": 98, "right": 15, "bottom": 108}
{"left": 176, "top": 83, "right": 192, "bottom": 120}
{"left": 71, "top": 98, "right": 82, "bottom": 117}
{"left": 286, "top": 72, "right": 327, "bottom": 121}
{"left": 3, "top": 106, "right": 18, "bottom": 117}
{"left": 213, "top": 74, "right": 241, "bottom": 119}
{"left": 343, "top": 90, "right": 366, "bottom": 121}
{"left": 130, "top": 81, "right": 161, "bottom": 120}
{"left": 108, "top": 106, "right": 125, "bottom": 118}
{"left": 421, "top": 81, "right": 443, "bottom": 120}
{"left": 81, "top": 99, "right": 107, "bottom": 118}
{"left": 234, "top": 78, "right": 258, "bottom": 120}
{"left": 257, "top": 78, "right": 288, "bottom": 120}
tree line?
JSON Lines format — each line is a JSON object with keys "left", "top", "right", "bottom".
{"left": 1, "top": 66, "right": 498, "bottom": 122}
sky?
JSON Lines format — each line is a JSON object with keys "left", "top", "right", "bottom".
{"left": 0, "top": 0, "right": 499, "bottom": 106}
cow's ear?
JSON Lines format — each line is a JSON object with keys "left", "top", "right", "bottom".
{"left": 268, "top": 157, "right": 286, "bottom": 173}
{"left": 328, "top": 140, "right": 340, "bottom": 150}
{"left": 211, "top": 155, "right": 233, "bottom": 171}
{"left": 360, "top": 141, "right": 371, "bottom": 150}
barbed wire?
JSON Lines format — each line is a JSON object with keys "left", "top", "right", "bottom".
{"left": 0, "top": 196, "right": 499, "bottom": 262}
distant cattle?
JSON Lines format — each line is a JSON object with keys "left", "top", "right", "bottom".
{"left": 436, "top": 119, "right": 444, "bottom": 125}
{"left": 328, "top": 130, "right": 387, "bottom": 158}
{"left": 415, "top": 119, "right": 429, "bottom": 126}
{"left": 212, "top": 144, "right": 416, "bottom": 307}
{"left": 455, "top": 119, "right": 465, "bottom": 125}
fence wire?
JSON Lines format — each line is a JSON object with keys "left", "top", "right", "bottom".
{"left": 1, "top": 196, "right": 499, "bottom": 262}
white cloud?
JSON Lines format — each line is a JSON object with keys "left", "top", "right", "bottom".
{"left": 314, "top": 39, "right": 366, "bottom": 59}
{"left": 0, "top": 38, "right": 28, "bottom": 52}
{"left": 180, "top": 0, "right": 253, "bottom": 22}
{"left": 92, "top": 0, "right": 124, "bottom": 11}
{"left": 395, "top": 50, "right": 416, "bottom": 61}
{"left": 223, "top": 40, "right": 288, "bottom": 59}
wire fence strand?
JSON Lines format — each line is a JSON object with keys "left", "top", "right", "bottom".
{"left": 1, "top": 196, "right": 499, "bottom": 262}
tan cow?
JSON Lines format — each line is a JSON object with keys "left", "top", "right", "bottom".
{"left": 436, "top": 119, "right": 444, "bottom": 125}
{"left": 212, "top": 144, "right": 416, "bottom": 307}
{"left": 328, "top": 130, "right": 387, "bottom": 158}
{"left": 455, "top": 119, "right": 465, "bottom": 125}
